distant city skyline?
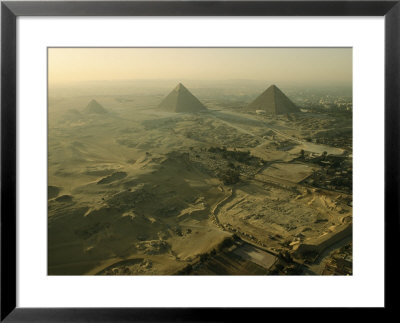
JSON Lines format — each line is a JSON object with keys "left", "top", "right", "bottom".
{"left": 48, "top": 48, "right": 352, "bottom": 86}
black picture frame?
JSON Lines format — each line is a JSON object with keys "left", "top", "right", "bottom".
{"left": 1, "top": 0, "right": 399, "bottom": 321}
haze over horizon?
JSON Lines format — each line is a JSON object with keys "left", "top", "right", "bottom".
{"left": 48, "top": 48, "right": 352, "bottom": 87}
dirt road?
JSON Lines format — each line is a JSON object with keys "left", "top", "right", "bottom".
{"left": 209, "top": 110, "right": 344, "bottom": 156}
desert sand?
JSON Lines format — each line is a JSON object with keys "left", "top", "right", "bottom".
{"left": 48, "top": 84, "right": 352, "bottom": 275}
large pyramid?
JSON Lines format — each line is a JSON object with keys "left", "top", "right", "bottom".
{"left": 159, "top": 83, "right": 206, "bottom": 113}
{"left": 247, "top": 85, "right": 300, "bottom": 115}
{"left": 85, "top": 99, "right": 107, "bottom": 114}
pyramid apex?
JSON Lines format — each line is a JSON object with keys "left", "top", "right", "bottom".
{"left": 159, "top": 83, "right": 206, "bottom": 113}
{"left": 175, "top": 82, "right": 185, "bottom": 91}
{"left": 266, "top": 84, "right": 283, "bottom": 94}
{"left": 247, "top": 84, "right": 299, "bottom": 115}
{"left": 85, "top": 99, "right": 107, "bottom": 114}
{"left": 89, "top": 99, "right": 102, "bottom": 105}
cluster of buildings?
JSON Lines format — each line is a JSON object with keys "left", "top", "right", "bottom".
{"left": 322, "top": 243, "right": 352, "bottom": 275}
{"left": 301, "top": 155, "right": 352, "bottom": 194}
{"left": 295, "top": 94, "right": 352, "bottom": 111}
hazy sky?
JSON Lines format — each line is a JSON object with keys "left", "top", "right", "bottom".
{"left": 48, "top": 48, "right": 352, "bottom": 85}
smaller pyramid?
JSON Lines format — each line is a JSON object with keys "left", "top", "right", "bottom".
{"left": 247, "top": 85, "right": 300, "bottom": 115}
{"left": 85, "top": 99, "right": 107, "bottom": 114}
{"left": 159, "top": 83, "right": 206, "bottom": 113}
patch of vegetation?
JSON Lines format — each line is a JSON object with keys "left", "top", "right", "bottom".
{"left": 199, "top": 253, "right": 210, "bottom": 262}
{"left": 208, "top": 146, "right": 254, "bottom": 164}
{"left": 219, "top": 168, "right": 240, "bottom": 185}
{"left": 217, "top": 236, "right": 235, "bottom": 251}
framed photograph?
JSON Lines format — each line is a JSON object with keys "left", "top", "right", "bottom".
{"left": 1, "top": 0, "right": 398, "bottom": 320}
